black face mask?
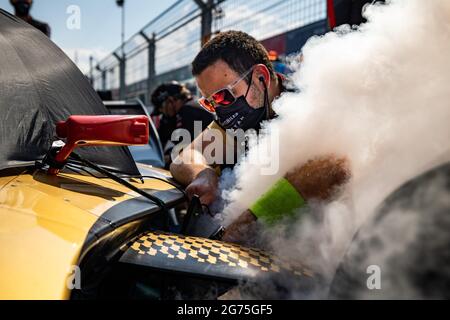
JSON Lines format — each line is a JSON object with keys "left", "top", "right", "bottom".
{"left": 14, "top": 2, "right": 31, "bottom": 16}
{"left": 215, "top": 76, "right": 269, "bottom": 131}
{"left": 215, "top": 96, "right": 266, "bottom": 131}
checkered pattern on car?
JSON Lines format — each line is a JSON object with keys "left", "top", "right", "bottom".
{"left": 129, "top": 231, "right": 312, "bottom": 277}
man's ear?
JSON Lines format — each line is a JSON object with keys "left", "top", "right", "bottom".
{"left": 254, "top": 64, "right": 271, "bottom": 89}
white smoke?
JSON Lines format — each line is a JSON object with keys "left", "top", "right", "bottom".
{"left": 219, "top": 0, "right": 450, "bottom": 298}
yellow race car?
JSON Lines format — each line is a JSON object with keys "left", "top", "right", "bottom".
{"left": 0, "top": 9, "right": 309, "bottom": 300}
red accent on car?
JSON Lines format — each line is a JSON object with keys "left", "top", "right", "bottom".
{"left": 48, "top": 115, "right": 149, "bottom": 175}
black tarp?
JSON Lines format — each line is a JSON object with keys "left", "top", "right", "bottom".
{"left": 0, "top": 9, "right": 139, "bottom": 175}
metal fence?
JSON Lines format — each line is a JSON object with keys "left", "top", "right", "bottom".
{"left": 91, "top": 0, "right": 328, "bottom": 103}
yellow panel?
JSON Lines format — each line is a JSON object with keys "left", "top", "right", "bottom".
{"left": 0, "top": 166, "right": 177, "bottom": 299}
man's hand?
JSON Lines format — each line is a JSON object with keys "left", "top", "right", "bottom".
{"left": 185, "top": 167, "right": 219, "bottom": 205}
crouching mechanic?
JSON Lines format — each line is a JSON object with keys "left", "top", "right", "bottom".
{"left": 170, "top": 31, "right": 350, "bottom": 243}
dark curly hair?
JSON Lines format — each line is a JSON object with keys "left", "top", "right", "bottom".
{"left": 192, "top": 30, "right": 275, "bottom": 83}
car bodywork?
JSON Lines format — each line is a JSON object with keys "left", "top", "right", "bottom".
{"left": 1, "top": 163, "right": 312, "bottom": 299}
{"left": 0, "top": 164, "right": 183, "bottom": 299}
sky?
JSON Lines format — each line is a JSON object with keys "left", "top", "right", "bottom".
{"left": 0, "top": 0, "right": 177, "bottom": 72}
{"left": 0, "top": 0, "right": 327, "bottom": 84}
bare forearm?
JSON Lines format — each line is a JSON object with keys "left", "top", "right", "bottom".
{"left": 222, "top": 155, "right": 350, "bottom": 244}
{"left": 170, "top": 145, "right": 211, "bottom": 186}
{"left": 222, "top": 210, "right": 257, "bottom": 244}
{"left": 170, "top": 146, "right": 220, "bottom": 204}
{"left": 170, "top": 161, "right": 211, "bottom": 186}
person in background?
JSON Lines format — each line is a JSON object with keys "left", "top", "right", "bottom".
{"left": 10, "top": 0, "right": 50, "bottom": 37}
{"left": 151, "top": 81, "right": 214, "bottom": 166}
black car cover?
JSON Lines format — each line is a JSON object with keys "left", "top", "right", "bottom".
{"left": 0, "top": 9, "right": 139, "bottom": 175}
